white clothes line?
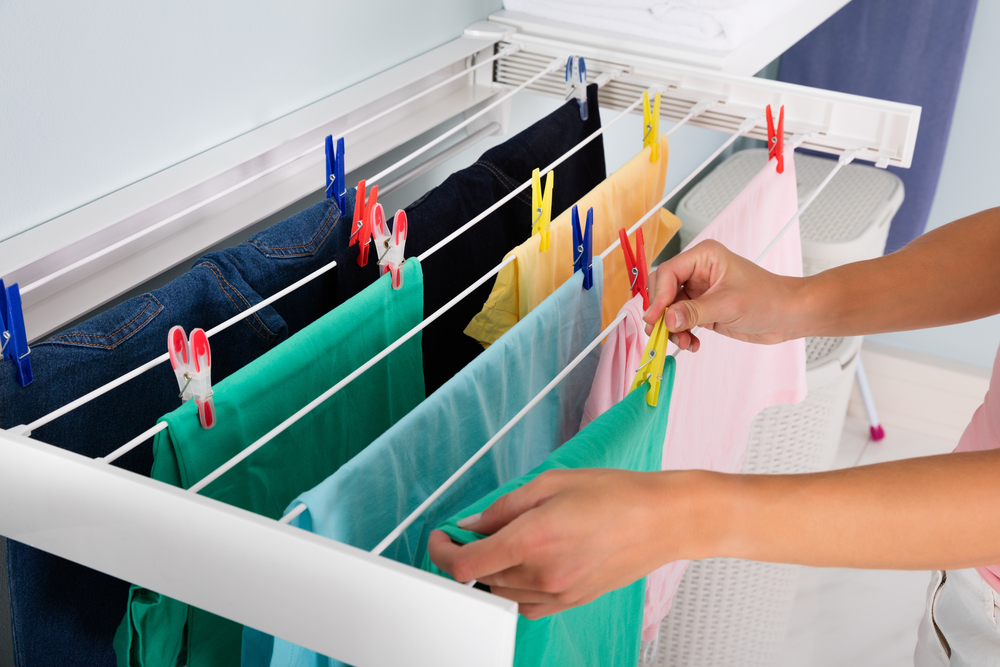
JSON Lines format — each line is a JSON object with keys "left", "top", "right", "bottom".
{"left": 189, "top": 90, "right": 708, "bottom": 495}
{"left": 369, "top": 126, "right": 849, "bottom": 558}
{"left": 17, "top": 45, "right": 522, "bottom": 299}
{"left": 11, "top": 55, "right": 635, "bottom": 443}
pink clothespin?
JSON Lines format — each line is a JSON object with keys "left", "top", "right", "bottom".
{"left": 350, "top": 180, "right": 378, "bottom": 267}
{"left": 168, "top": 325, "right": 216, "bottom": 429}
{"left": 372, "top": 207, "right": 408, "bottom": 289}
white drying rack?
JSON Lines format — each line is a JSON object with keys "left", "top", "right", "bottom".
{"left": 0, "top": 16, "right": 919, "bottom": 667}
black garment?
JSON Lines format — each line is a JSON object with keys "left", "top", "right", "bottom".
{"left": 406, "top": 84, "right": 607, "bottom": 394}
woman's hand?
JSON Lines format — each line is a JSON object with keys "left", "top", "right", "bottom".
{"left": 427, "top": 468, "right": 725, "bottom": 620}
{"left": 644, "top": 240, "right": 805, "bottom": 351}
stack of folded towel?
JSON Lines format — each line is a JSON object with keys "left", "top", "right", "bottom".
{"left": 502, "top": 0, "right": 807, "bottom": 51}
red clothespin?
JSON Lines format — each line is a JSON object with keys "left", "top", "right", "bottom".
{"left": 350, "top": 180, "right": 378, "bottom": 267}
{"left": 168, "top": 326, "right": 215, "bottom": 429}
{"left": 766, "top": 104, "right": 785, "bottom": 174}
{"left": 618, "top": 227, "right": 649, "bottom": 309}
{"left": 371, "top": 207, "right": 408, "bottom": 289}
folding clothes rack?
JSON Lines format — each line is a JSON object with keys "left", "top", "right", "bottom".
{"left": 0, "top": 15, "right": 919, "bottom": 667}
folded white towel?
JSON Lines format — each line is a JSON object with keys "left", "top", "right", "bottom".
{"left": 503, "top": 0, "right": 807, "bottom": 51}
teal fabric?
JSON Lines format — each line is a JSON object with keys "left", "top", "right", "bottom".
{"left": 254, "top": 259, "right": 606, "bottom": 667}
{"left": 114, "top": 261, "right": 426, "bottom": 667}
{"left": 424, "top": 355, "right": 676, "bottom": 667}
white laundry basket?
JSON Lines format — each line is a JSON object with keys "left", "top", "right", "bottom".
{"left": 646, "top": 149, "right": 904, "bottom": 666}
{"left": 675, "top": 148, "right": 903, "bottom": 276}
{"left": 651, "top": 336, "right": 861, "bottom": 667}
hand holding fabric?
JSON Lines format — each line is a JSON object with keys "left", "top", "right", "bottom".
{"left": 427, "top": 467, "right": 715, "bottom": 620}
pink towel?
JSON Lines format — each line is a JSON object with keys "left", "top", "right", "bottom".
{"left": 642, "top": 148, "right": 807, "bottom": 640}
{"left": 580, "top": 295, "right": 649, "bottom": 430}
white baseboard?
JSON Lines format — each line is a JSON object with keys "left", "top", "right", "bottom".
{"left": 847, "top": 341, "right": 991, "bottom": 443}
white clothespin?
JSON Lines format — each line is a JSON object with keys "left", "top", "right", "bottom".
{"left": 168, "top": 325, "right": 216, "bottom": 429}
{"left": 564, "top": 56, "right": 588, "bottom": 121}
{"left": 371, "top": 205, "right": 408, "bottom": 290}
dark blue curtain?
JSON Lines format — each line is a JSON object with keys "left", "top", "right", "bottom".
{"left": 779, "top": 0, "right": 979, "bottom": 253}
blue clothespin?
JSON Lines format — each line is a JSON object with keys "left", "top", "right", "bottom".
{"left": 571, "top": 205, "right": 594, "bottom": 290}
{"left": 564, "top": 56, "right": 588, "bottom": 121}
{"left": 0, "top": 280, "right": 32, "bottom": 387}
{"left": 325, "top": 135, "right": 347, "bottom": 215}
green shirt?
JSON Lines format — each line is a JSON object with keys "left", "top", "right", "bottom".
{"left": 115, "top": 260, "right": 426, "bottom": 667}
{"left": 422, "top": 355, "right": 675, "bottom": 667}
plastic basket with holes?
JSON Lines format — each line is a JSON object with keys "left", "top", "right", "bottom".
{"left": 648, "top": 336, "right": 861, "bottom": 667}
{"left": 675, "top": 148, "right": 903, "bottom": 276}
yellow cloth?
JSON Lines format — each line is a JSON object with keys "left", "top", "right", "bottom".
{"left": 465, "top": 135, "right": 681, "bottom": 347}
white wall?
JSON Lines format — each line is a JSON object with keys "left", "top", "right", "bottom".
{"left": 0, "top": 0, "right": 502, "bottom": 243}
{"left": 869, "top": 1, "right": 1000, "bottom": 370}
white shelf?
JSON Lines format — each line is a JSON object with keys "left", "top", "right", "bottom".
{"left": 490, "top": 1, "right": 851, "bottom": 76}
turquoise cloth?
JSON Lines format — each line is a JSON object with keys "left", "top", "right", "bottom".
{"left": 115, "top": 261, "right": 426, "bottom": 667}
{"left": 252, "top": 259, "right": 606, "bottom": 667}
{"left": 424, "top": 355, "right": 676, "bottom": 667}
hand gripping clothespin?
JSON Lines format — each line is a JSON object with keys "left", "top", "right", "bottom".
{"left": 531, "top": 168, "right": 554, "bottom": 252}
{"left": 629, "top": 314, "right": 670, "bottom": 407}
{"left": 565, "top": 56, "right": 588, "bottom": 121}
{"left": 371, "top": 205, "right": 408, "bottom": 290}
{"left": 619, "top": 227, "right": 649, "bottom": 309}
{"left": 766, "top": 104, "right": 785, "bottom": 174}
{"left": 571, "top": 205, "right": 594, "bottom": 290}
{"left": 350, "top": 180, "right": 378, "bottom": 267}
{"left": 325, "top": 135, "right": 347, "bottom": 215}
{"left": 0, "top": 280, "right": 32, "bottom": 387}
{"left": 168, "top": 326, "right": 216, "bottom": 429}
{"left": 643, "top": 88, "right": 662, "bottom": 162}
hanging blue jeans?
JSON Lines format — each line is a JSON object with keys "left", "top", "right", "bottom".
{"left": 1, "top": 194, "right": 355, "bottom": 667}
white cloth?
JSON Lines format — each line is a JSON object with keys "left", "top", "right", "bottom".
{"left": 502, "top": 0, "right": 807, "bottom": 51}
{"left": 915, "top": 568, "right": 1000, "bottom": 666}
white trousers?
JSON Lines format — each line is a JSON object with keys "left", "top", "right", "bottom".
{"left": 914, "top": 568, "right": 1000, "bottom": 666}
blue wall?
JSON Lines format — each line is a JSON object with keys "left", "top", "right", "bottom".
{"left": 870, "top": 0, "right": 1000, "bottom": 369}
{"left": 0, "top": 0, "right": 502, "bottom": 242}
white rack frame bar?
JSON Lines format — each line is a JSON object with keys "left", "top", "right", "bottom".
{"left": 483, "top": 17, "right": 920, "bottom": 169}
{"left": 0, "top": 430, "right": 517, "bottom": 667}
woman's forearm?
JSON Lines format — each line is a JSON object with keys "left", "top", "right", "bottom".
{"left": 681, "top": 449, "right": 1000, "bottom": 570}
{"left": 789, "top": 207, "right": 1000, "bottom": 339}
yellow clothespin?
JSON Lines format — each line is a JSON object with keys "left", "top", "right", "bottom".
{"left": 642, "top": 89, "right": 661, "bottom": 162}
{"left": 629, "top": 314, "right": 670, "bottom": 406}
{"left": 531, "top": 168, "right": 554, "bottom": 252}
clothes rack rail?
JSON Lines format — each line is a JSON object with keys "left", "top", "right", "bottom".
{"left": 0, "top": 18, "right": 922, "bottom": 667}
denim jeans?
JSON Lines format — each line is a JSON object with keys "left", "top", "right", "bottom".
{"left": 1, "top": 194, "right": 357, "bottom": 667}
{"left": 404, "top": 83, "right": 607, "bottom": 394}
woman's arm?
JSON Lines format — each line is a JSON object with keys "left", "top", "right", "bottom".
{"left": 428, "top": 207, "right": 1000, "bottom": 619}
{"left": 647, "top": 207, "right": 1000, "bottom": 349}
{"left": 429, "top": 450, "right": 1000, "bottom": 620}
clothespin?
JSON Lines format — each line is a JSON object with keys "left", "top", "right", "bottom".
{"left": 350, "top": 180, "right": 378, "bottom": 267}
{"left": 0, "top": 280, "right": 32, "bottom": 387}
{"left": 564, "top": 56, "right": 588, "bottom": 121}
{"left": 530, "top": 168, "right": 554, "bottom": 252}
{"left": 571, "top": 205, "right": 594, "bottom": 290}
{"left": 324, "top": 135, "right": 347, "bottom": 215}
{"left": 167, "top": 326, "right": 215, "bottom": 429}
{"left": 643, "top": 89, "right": 661, "bottom": 162}
{"left": 766, "top": 104, "right": 785, "bottom": 174}
{"left": 618, "top": 227, "right": 649, "bottom": 309}
{"left": 371, "top": 206, "right": 408, "bottom": 290}
{"left": 629, "top": 314, "right": 669, "bottom": 407}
